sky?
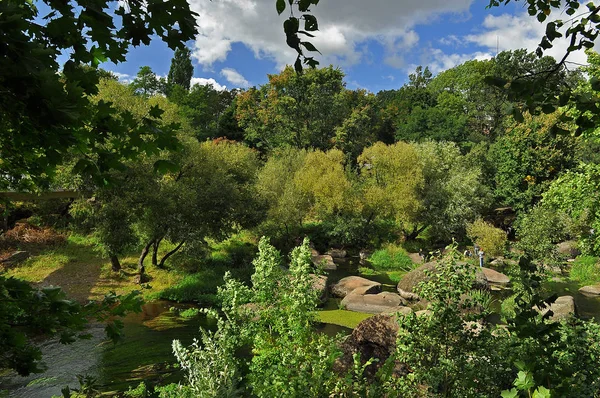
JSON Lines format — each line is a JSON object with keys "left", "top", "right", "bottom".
{"left": 102, "top": 0, "right": 593, "bottom": 93}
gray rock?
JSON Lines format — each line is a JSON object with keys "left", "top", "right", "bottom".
{"left": 396, "top": 261, "right": 437, "bottom": 293}
{"left": 556, "top": 240, "right": 580, "bottom": 260}
{"left": 579, "top": 284, "right": 600, "bottom": 297}
{"left": 311, "top": 254, "right": 337, "bottom": 271}
{"left": 397, "top": 287, "right": 420, "bottom": 301}
{"left": 331, "top": 276, "right": 381, "bottom": 298}
{"left": 481, "top": 267, "right": 510, "bottom": 285}
{"left": 489, "top": 257, "right": 505, "bottom": 267}
{"left": 326, "top": 249, "right": 347, "bottom": 259}
{"left": 537, "top": 295, "right": 576, "bottom": 321}
{"left": 407, "top": 252, "right": 423, "bottom": 264}
{"left": 341, "top": 290, "right": 412, "bottom": 314}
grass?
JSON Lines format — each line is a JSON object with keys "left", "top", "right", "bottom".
{"left": 317, "top": 309, "right": 373, "bottom": 329}
{"left": 358, "top": 267, "right": 405, "bottom": 284}
{"left": 570, "top": 256, "right": 600, "bottom": 286}
{"left": 369, "top": 244, "right": 416, "bottom": 272}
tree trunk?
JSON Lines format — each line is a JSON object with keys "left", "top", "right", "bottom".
{"left": 158, "top": 241, "right": 185, "bottom": 269}
{"left": 406, "top": 224, "right": 428, "bottom": 241}
{"left": 138, "top": 240, "right": 154, "bottom": 275}
{"left": 109, "top": 254, "right": 121, "bottom": 272}
{"left": 152, "top": 237, "right": 163, "bottom": 267}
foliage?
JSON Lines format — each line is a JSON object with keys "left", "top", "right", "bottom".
{"left": 167, "top": 47, "right": 194, "bottom": 92}
{"left": 0, "top": 276, "right": 142, "bottom": 376}
{"left": 488, "top": 112, "right": 576, "bottom": 211}
{"left": 515, "top": 204, "right": 571, "bottom": 266}
{"left": 130, "top": 66, "right": 166, "bottom": 97}
{"left": 543, "top": 163, "right": 600, "bottom": 255}
{"left": 395, "top": 247, "right": 509, "bottom": 397}
{"left": 368, "top": 244, "right": 415, "bottom": 272}
{"left": 0, "top": 0, "right": 197, "bottom": 189}
{"left": 570, "top": 256, "right": 600, "bottom": 286}
{"left": 466, "top": 218, "right": 508, "bottom": 257}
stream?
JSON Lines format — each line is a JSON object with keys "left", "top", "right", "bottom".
{"left": 2, "top": 258, "right": 600, "bottom": 397}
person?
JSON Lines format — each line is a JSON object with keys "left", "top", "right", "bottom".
{"left": 478, "top": 250, "right": 484, "bottom": 268}
{"left": 463, "top": 249, "right": 472, "bottom": 258}
{"left": 474, "top": 244, "right": 480, "bottom": 256}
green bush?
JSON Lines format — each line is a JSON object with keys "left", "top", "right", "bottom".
{"left": 369, "top": 244, "right": 415, "bottom": 272}
{"left": 466, "top": 218, "right": 507, "bottom": 257}
{"left": 570, "top": 256, "right": 600, "bottom": 285}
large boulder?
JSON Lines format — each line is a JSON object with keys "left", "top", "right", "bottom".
{"left": 335, "top": 314, "right": 409, "bottom": 379}
{"left": 341, "top": 290, "right": 412, "bottom": 314}
{"left": 481, "top": 267, "right": 510, "bottom": 286}
{"left": 537, "top": 295, "right": 576, "bottom": 321}
{"left": 556, "top": 240, "right": 580, "bottom": 260}
{"left": 396, "top": 261, "right": 437, "bottom": 293}
{"left": 331, "top": 276, "right": 381, "bottom": 298}
{"left": 407, "top": 252, "right": 424, "bottom": 264}
{"left": 579, "top": 284, "right": 600, "bottom": 297}
{"left": 311, "top": 254, "right": 337, "bottom": 271}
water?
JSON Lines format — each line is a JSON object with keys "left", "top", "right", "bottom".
{"left": 0, "top": 301, "right": 211, "bottom": 397}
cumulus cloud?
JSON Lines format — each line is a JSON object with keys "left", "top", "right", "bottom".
{"left": 190, "top": 77, "right": 227, "bottom": 91}
{"left": 220, "top": 68, "right": 250, "bottom": 87}
{"left": 188, "top": 0, "right": 474, "bottom": 70}
{"left": 111, "top": 71, "right": 133, "bottom": 83}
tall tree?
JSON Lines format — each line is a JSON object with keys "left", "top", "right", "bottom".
{"left": 130, "top": 66, "right": 165, "bottom": 97}
{"left": 168, "top": 47, "right": 194, "bottom": 91}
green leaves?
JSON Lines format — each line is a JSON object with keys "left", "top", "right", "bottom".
{"left": 276, "top": 0, "right": 286, "bottom": 14}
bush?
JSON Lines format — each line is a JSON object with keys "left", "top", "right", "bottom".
{"left": 368, "top": 244, "right": 415, "bottom": 272}
{"left": 570, "top": 256, "right": 600, "bottom": 285}
{"left": 466, "top": 219, "right": 507, "bottom": 257}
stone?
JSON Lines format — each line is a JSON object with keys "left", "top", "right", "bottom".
{"left": 310, "top": 248, "right": 320, "bottom": 257}
{"left": 309, "top": 274, "right": 328, "bottom": 304}
{"left": 397, "top": 287, "right": 420, "bottom": 301}
{"left": 0, "top": 250, "right": 29, "bottom": 267}
{"left": 556, "top": 240, "right": 580, "bottom": 260}
{"left": 326, "top": 248, "right": 347, "bottom": 259}
{"left": 311, "top": 254, "right": 337, "bottom": 270}
{"left": 481, "top": 267, "right": 510, "bottom": 286}
{"left": 579, "top": 284, "right": 600, "bottom": 297}
{"left": 489, "top": 257, "right": 505, "bottom": 267}
{"left": 415, "top": 309, "right": 432, "bottom": 317}
{"left": 537, "top": 295, "right": 576, "bottom": 321}
{"left": 359, "top": 250, "right": 372, "bottom": 264}
{"left": 341, "top": 290, "right": 412, "bottom": 314}
{"left": 331, "top": 276, "right": 381, "bottom": 298}
{"left": 334, "top": 314, "right": 409, "bottom": 379}
{"left": 396, "top": 261, "right": 437, "bottom": 293}
{"left": 408, "top": 252, "right": 423, "bottom": 264}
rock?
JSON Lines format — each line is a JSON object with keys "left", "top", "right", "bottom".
{"left": 415, "top": 309, "right": 432, "bottom": 317}
{"left": 579, "top": 284, "right": 600, "bottom": 297}
{"left": 331, "top": 276, "right": 381, "bottom": 298}
{"left": 359, "top": 250, "right": 372, "bottom": 264}
{"left": 481, "top": 267, "right": 510, "bottom": 286}
{"left": 396, "top": 261, "right": 437, "bottom": 293}
{"left": 309, "top": 274, "right": 328, "bottom": 304}
{"left": 408, "top": 252, "right": 423, "bottom": 264}
{"left": 311, "top": 254, "right": 337, "bottom": 271}
{"left": 341, "top": 290, "right": 412, "bottom": 314}
{"left": 538, "top": 295, "right": 576, "bottom": 321}
{"left": 334, "top": 314, "right": 409, "bottom": 379}
{"left": 489, "top": 257, "right": 505, "bottom": 267}
{"left": 310, "top": 248, "right": 320, "bottom": 256}
{"left": 556, "top": 240, "right": 580, "bottom": 260}
{"left": 0, "top": 250, "right": 29, "bottom": 267}
{"left": 326, "top": 248, "right": 347, "bottom": 259}
{"left": 397, "top": 287, "right": 420, "bottom": 301}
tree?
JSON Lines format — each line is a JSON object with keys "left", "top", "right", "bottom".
{"left": 130, "top": 66, "right": 165, "bottom": 97}
{"left": 0, "top": 0, "right": 197, "bottom": 189}
{"left": 167, "top": 47, "right": 194, "bottom": 92}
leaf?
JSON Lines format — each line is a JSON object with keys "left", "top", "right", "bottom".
{"left": 304, "top": 14, "right": 318, "bottom": 31}
{"left": 484, "top": 75, "right": 508, "bottom": 87}
{"left": 276, "top": 0, "right": 286, "bottom": 15}
{"left": 501, "top": 389, "right": 519, "bottom": 398}
{"left": 515, "top": 370, "right": 535, "bottom": 391}
{"left": 301, "top": 41, "right": 320, "bottom": 53}
{"left": 533, "top": 386, "right": 552, "bottom": 398}
{"left": 294, "top": 56, "right": 303, "bottom": 73}
{"left": 591, "top": 76, "right": 600, "bottom": 92}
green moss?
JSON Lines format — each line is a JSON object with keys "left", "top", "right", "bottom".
{"left": 317, "top": 309, "right": 373, "bottom": 329}
{"left": 570, "top": 256, "right": 600, "bottom": 286}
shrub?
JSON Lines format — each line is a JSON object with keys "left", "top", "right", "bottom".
{"left": 466, "top": 219, "right": 507, "bottom": 257}
{"left": 570, "top": 256, "right": 600, "bottom": 285}
{"left": 368, "top": 244, "right": 415, "bottom": 272}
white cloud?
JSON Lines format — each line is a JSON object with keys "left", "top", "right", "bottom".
{"left": 190, "top": 77, "right": 227, "bottom": 91}
{"left": 220, "top": 68, "right": 250, "bottom": 87}
{"left": 188, "top": 0, "right": 475, "bottom": 70}
{"left": 111, "top": 71, "right": 133, "bottom": 83}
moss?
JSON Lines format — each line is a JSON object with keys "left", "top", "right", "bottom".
{"left": 317, "top": 309, "right": 373, "bottom": 329}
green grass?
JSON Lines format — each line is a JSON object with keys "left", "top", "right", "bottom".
{"left": 570, "top": 256, "right": 600, "bottom": 286}
{"left": 358, "top": 267, "right": 405, "bottom": 284}
{"left": 317, "top": 309, "right": 373, "bottom": 329}
{"left": 369, "top": 244, "right": 415, "bottom": 272}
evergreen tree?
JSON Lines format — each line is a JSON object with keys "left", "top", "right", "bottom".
{"left": 167, "top": 47, "right": 194, "bottom": 91}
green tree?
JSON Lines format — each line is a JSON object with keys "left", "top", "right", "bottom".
{"left": 130, "top": 66, "right": 165, "bottom": 97}
{"left": 168, "top": 47, "right": 194, "bottom": 91}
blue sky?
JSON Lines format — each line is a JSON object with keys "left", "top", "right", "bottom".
{"left": 99, "top": 0, "right": 589, "bottom": 93}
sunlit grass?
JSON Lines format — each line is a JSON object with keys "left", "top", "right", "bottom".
{"left": 570, "top": 256, "right": 600, "bottom": 286}
{"left": 317, "top": 309, "right": 373, "bottom": 329}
